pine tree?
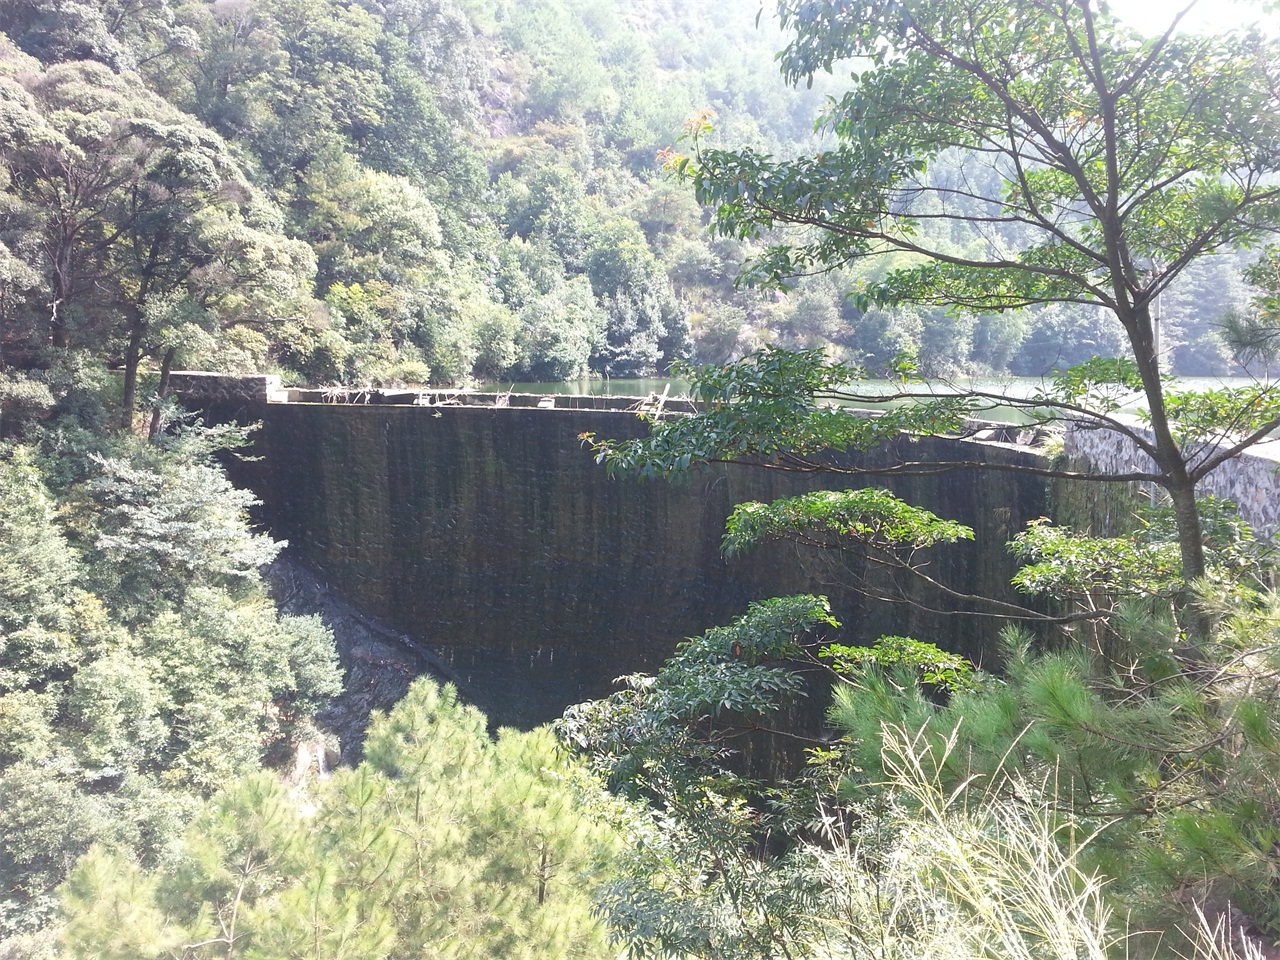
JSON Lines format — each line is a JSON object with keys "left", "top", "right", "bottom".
{"left": 60, "top": 680, "right": 619, "bottom": 960}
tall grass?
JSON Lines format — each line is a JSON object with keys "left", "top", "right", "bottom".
{"left": 799, "top": 722, "right": 1117, "bottom": 960}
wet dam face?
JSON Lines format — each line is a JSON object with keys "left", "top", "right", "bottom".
{"left": 186, "top": 379, "right": 1051, "bottom": 728}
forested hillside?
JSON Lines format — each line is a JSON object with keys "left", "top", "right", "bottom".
{"left": 0, "top": 0, "right": 1254, "bottom": 416}
{"left": 0, "top": 0, "right": 849, "bottom": 946}
{"left": 0, "top": 0, "right": 814, "bottom": 405}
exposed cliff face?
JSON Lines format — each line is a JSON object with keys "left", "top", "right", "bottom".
{"left": 200, "top": 396, "right": 1049, "bottom": 727}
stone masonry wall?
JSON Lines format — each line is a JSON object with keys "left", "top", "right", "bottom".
{"left": 169, "top": 371, "right": 286, "bottom": 403}
{"left": 1065, "top": 420, "right": 1280, "bottom": 536}
{"left": 177, "top": 374, "right": 1280, "bottom": 726}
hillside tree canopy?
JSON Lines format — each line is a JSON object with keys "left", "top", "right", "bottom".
{"left": 675, "top": 0, "right": 1280, "bottom": 588}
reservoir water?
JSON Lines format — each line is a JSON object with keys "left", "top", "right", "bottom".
{"left": 475, "top": 375, "right": 1271, "bottom": 425}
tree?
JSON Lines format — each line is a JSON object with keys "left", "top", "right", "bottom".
{"left": 0, "top": 0, "right": 178, "bottom": 72}
{"left": 556, "top": 595, "right": 1153, "bottom": 960}
{"left": 672, "top": 0, "right": 1280, "bottom": 588}
{"left": 0, "top": 432, "right": 340, "bottom": 935}
{"left": 60, "top": 680, "right": 619, "bottom": 960}
{"left": 0, "top": 47, "right": 314, "bottom": 429}
{"left": 584, "top": 218, "right": 690, "bottom": 376}
{"left": 514, "top": 277, "right": 606, "bottom": 381}
{"left": 1220, "top": 243, "right": 1280, "bottom": 374}
{"left": 573, "top": 597, "right": 1280, "bottom": 957}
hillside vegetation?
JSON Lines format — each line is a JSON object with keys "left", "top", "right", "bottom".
{"left": 0, "top": 0, "right": 1255, "bottom": 416}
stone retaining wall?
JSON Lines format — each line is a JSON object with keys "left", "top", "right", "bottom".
{"left": 170, "top": 373, "right": 1280, "bottom": 728}
{"left": 169, "top": 371, "right": 286, "bottom": 403}
{"left": 1064, "top": 420, "right": 1280, "bottom": 536}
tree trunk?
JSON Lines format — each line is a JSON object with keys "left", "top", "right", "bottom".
{"left": 148, "top": 346, "right": 177, "bottom": 440}
{"left": 1165, "top": 474, "right": 1206, "bottom": 582}
{"left": 50, "top": 239, "right": 75, "bottom": 349}
{"left": 1165, "top": 472, "right": 1212, "bottom": 645}
{"left": 120, "top": 324, "right": 143, "bottom": 433}
{"left": 1126, "top": 302, "right": 1210, "bottom": 641}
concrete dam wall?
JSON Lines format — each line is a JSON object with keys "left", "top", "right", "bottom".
{"left": 183, "top": 377, "right": 1052, "bottom": 727}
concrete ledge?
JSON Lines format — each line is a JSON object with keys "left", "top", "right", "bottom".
{"left": 169, "top": 373, "right": 703, "bottom": 413}
{"left": 170, "top": 372, "right": 285, "bottom": 403}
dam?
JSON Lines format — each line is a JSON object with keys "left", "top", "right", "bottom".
{"left": 176, "top": 373, "right": 1052, "bottom": 728}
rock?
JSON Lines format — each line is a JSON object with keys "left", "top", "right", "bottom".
{"left": 265, "top": 555, "right": 452, "bottom": 765}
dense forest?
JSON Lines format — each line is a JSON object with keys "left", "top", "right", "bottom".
{"left": 2, "top": 0, "right": 1280, "bottom": 958}
{"left": 0, "top": 0, "right": 1256, "bottom": 408}
{"left": 0, "top": 0, "right": 815, "bottom": 401}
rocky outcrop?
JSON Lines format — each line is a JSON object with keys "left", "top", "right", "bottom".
{"left": 265, "top": 557, "right": 454, "bottom": 763}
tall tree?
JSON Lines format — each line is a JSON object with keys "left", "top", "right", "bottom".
{"left": 0, "top": 48, "right": 313, "bottom": 429}
{"left": 675, "top": 0, "right": 1280, "bottom": 586}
